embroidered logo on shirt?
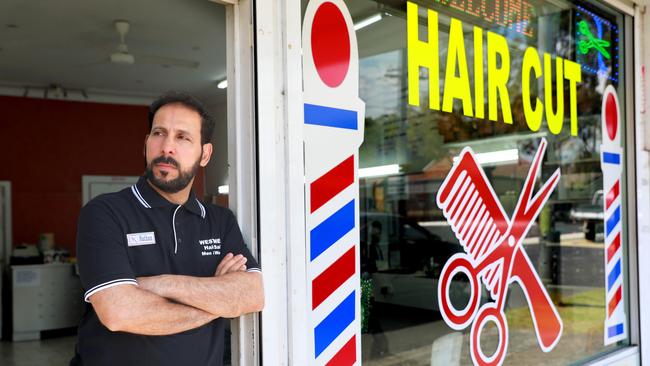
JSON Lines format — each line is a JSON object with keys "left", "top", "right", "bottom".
{"left": 126, "top": 232, "right": 156, "bottom": 246}
{"left": 198, "top": 238, "right": 221, "bottom": 256}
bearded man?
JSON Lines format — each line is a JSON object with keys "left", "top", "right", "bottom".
{"left": 73, "top": 92, "right": 264, "bottom": 365}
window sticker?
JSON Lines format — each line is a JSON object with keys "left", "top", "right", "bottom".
{"left": 436, "top": 139, "right": 562, "bottom": 366}
{"left": 302, "top": 0, "right": 365, "bottom": 364}
{"left": 406, "top": 2, "right": 582, "bottom": 136}
{"left": 600, "top": 85, "right": 626, "bottom": 345}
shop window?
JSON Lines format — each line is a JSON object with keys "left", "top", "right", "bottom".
{"left": 340, "top": 0, "right": 629, "bottom": 364}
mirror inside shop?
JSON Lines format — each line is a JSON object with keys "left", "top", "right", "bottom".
{"left": 342, "top": 0, "right": 629, "bottom": 364}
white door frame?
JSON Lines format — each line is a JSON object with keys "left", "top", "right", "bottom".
{"left": 631, "top": 1, "right": 650, "bottom": 364}
{"left": 254, "top": 0, "right": 308, "bottom": 365}
{"left": 210, "top": 0, "right": 260, "bottom": 365}
{"left": 211, "top": 0, "right": 306, "bottom": 364}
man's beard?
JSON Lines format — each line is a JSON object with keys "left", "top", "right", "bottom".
{"left": 145, "top": 155, "right": 200, "bottom": 194}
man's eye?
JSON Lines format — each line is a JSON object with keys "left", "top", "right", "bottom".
{"left": 152, "top": 131, "right": 163, "bottom": 136}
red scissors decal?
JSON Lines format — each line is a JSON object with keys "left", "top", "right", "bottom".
{"left": 436, "top": 138, "right": 562, "bottom": 366}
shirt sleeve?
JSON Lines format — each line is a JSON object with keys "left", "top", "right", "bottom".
{"left": 76, "top": 200, "right": 137, "bottom": 302}
{"left": 222, "top": 209, "right": 260, "bottom": 273}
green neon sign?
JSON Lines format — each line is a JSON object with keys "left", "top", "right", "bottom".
{"left": 577, "top": 20, "right": 611, "bottom": 59}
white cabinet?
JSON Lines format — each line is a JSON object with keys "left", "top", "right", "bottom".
{"left": 11, "top": 263, "right": 84, "bottom": 341}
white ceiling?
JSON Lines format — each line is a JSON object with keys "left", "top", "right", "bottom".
{"left": 0, "top": 0, "right": 227, "bottom": 105}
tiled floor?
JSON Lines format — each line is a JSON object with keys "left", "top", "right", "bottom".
{"left": 0, "top": 336, "right": 77, "bottom": 366}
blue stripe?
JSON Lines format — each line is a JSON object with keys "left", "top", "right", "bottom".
{"left": 603, "top": 152, "right": 621, "bottom": 165}
{"left": 314, "top": 291, "right": 355, "bottom": 357}
{"left": 608, "top": 259, "right": 621, "bottom": 291}
{"left": 304, "top": 103, "right": 358, "bottom": 130}
{"left": 607, "top": 323, "right": 624, "bottom": 338}
{"left": 606, "top": 206, "right": 621, "bottom": 237}
{"left": 310, "top": 200, "right": 355, "bottom": 261}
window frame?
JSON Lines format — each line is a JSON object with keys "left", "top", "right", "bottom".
{"left": 247, "top": 0, "right": 650, "bottom": 364}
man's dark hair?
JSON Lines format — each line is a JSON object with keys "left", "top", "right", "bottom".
{"left": 148, "top": 91, "right": 215, "bottom": 145}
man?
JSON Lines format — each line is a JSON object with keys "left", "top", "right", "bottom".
{"left": 74, "top": 92, "right": 264, "bottom": 365}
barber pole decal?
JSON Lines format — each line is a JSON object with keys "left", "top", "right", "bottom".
{"left": 601, "top": 85, "right": 626, "bottom": 345}
{"left": 303, "top": 1, "right": 365, "bottom": 365}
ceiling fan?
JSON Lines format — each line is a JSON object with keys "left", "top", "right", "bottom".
{"left": 107, "top": 19, "right": 199, "bottom": 69}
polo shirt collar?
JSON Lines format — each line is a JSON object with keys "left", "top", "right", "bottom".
{"left": 132, "top": 176, "right": 206, "bottom": 219}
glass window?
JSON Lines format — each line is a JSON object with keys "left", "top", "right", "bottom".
{"left": 345, "top": 0, "right": 630, "bottom": 364}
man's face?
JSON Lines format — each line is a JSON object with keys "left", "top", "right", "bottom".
{"left": 144, "top": 103, "right": 212, "bottom": 193}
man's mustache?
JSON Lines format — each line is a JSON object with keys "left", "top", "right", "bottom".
{"left": 151, "top": 156, "right": 180, "bottom": 168}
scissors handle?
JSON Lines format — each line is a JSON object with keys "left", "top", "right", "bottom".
{"left": 470, "top": 303, "right": 509, "bottom": 366}
{"left": 437, "top": 253, "right": 481, "bottom": 330}
{"left": 578, "top": 41, "right": 591, "bottom": 55}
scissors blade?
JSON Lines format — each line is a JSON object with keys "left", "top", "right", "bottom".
{"left": 511, "top": 139, "right": 560, "bottom": 240}
{"left": 511, "top": 248, "right": 563, "bottom": 351}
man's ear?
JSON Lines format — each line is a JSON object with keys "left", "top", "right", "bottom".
{"left": 200, "top": 143, "right": 213, "bottom": 167}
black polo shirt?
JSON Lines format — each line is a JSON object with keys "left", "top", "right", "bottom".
{"left": 76, "top": 176, "right": 260, "bottom": 366}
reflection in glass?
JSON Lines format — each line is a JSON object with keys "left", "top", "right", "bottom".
{"left": 348, "top": 0, "right": 629, "bottom": 365}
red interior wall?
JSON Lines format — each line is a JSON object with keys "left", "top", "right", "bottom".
{"left": 0, "top": 96, "right": 205, "bottom": 256}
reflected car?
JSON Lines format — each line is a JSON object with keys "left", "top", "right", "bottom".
{"left": 360, "top": 212, "right": 462, "bottom": 277}
{"left": 361, "top": 212, "right": 485, "bottom": 312}
{"left": 570, "top": 190, "right": 604, "bottom": 242}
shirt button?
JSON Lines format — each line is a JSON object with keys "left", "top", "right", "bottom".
{"left": 178, "top": 238, "right": 182, "bottom": 243}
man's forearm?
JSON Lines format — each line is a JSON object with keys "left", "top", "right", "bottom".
{"left": 138, "top": 272, "right": 264, "bottom": 318}
{"left": 91, "top": 284, "right": 217, "bottom": 335}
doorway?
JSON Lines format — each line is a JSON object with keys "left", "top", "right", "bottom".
{"left": 0, "top": 0, "right": 255, "bottom": 364}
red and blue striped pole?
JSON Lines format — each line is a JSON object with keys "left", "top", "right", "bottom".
{"left": 601, "top": 84, "right": 626, "bottom": 345}
{"left": 302, "top": 1, "right": 365, "bottom": 364}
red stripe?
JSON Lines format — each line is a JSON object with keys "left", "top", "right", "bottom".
{"left": 460, "top": 199, "right": 479, "bottom": 239}
{"left": 463, "top": 204, "right": 485, "bottom": 242}
{"left": 449, "top": 181, "right": 473, "bottom": 222}
{"left": 447, "top": 176, "right": 468, "bottom": 214}
{"left": 467, "top": 217, "right": 488, "bottom": 254}
{"left": 468, "top": 211, "right": 488, "bottom": 246}
{"left": 326, "top": 335, "right": 356, "bottom": 366}
{"left": 310, "top": 156, "right": 354, "bottom": 213}
{"left": 485, "top": 265, "right": 497, "bottom": 284}
{"left": 607, "top": 233, "right": 621, "bottom": 263}
{"left": 454, "top": 189, "right": 477, "bottom": 230}
{"left": 477, "top": 227, "right": 497, "bottom": 258}
{"left": 608, "top": 286, "right": 622, "bottom": 317}
{"left": 312, "top": 246, "right": 356, "bottom": 309}
{"left": 606, "top": 180, "right": 620, "bottom": 210}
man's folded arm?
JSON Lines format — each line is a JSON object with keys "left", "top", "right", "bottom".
{"left": 88, "top": 283, "right": 217, "bottom": 335}
{"left": 138, "top": 271, "right": 264, "bottom": 318}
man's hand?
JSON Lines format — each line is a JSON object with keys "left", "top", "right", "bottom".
{"left": 215, "top": 253, "right": 247, "bottom": 276}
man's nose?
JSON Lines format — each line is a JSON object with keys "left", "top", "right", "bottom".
{"left": 161, "top": 135, "right": 176, "bottom": 155}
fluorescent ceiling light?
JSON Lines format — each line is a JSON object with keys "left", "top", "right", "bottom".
{"left": 418, "top": 221, "right": 450, "bottom": 227}
{"left": 359, "top": 164, "right": 400, "bottom": 178}
{"left": 354, "top": 13, "right": 383, "bottom": 31}
{"left": 453, "top": 149, "right": 519, "bottom": 166}
{"left": 218, "top": 185, "right": 229, "bottom": 194}
{"left": 217, "top": 79, "right": 228, "bottom": 89}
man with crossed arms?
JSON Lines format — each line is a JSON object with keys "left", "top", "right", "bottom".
{"left": 74, "top": 92, "right": 263, "bottom": 365}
